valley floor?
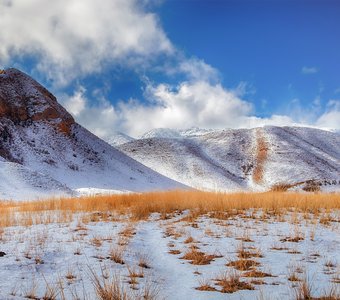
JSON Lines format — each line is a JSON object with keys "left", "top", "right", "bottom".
{"left": 0, "top": 192, "right": 339, "bottom": 299}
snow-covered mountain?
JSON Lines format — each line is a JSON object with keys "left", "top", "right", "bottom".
{"left": 107, "top": 131, "right": 135, "bottom": 146}
{"left": 118, "top": 126, "right": 340, "bottom": 192}
{"left": 0, "top": 68, "right": 186, "bottom": 200}
{"left": 1, "top": 68, "right": 339, "bottom": 200}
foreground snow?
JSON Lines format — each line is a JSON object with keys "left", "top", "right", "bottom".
{"left": 0, "top": 209, "right": 339, "bottom": 299}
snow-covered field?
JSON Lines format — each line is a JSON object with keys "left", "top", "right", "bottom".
{"left": 1, "top": 199, "right": 339, "bottom": 300}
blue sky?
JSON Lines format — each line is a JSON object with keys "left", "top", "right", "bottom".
{"left": 159, "top": 0, "right": 340, "bottom": 116}
{"left": 1, "top": 0, "right": 339, "bottom": 137}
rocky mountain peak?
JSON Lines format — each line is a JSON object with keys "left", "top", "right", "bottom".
{"left": 0, "top": 68, "right": 74, "bottom": 135}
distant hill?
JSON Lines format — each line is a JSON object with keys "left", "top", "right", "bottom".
{"left": 118, "top": 126, "right": 340, "bottom": 192}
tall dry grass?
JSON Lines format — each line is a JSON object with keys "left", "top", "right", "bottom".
{"left": 0, "top": 190, "right": 339, "bottom": 227}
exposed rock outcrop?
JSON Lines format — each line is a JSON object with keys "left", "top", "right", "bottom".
{"left": 0, "top": 68, "right": 74, "bottom": 135}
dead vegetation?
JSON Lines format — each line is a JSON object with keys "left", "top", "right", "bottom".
{"left": 195, "top": 278, "right": 218, "bottom": 292}
{"left": 0, "top": 191, "right": 339, "bottom": 227}
{"left": 109, "top": 246, "right": 125, "bottom": 265}
{"left": 227, "top": 259, "right": 260, "bottom": 271}
{"left": 181, "top": 248, "right": 222, "bottom": 265}
{"left": 215, "top": 271, "right": 255, "bottom": 293}
{"left": 237, "top": 243, "right": 263, "bottom": 259}
{"left": 243, "top": 270, "right": 273, "bottom": 278}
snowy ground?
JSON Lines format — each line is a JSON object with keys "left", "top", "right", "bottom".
{"left": 0, "top": 209, "right": 339, "bottom": 299}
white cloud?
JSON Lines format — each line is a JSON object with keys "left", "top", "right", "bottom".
{"left": 61, "top": 81, "right": 255, "bottom": 138}
{"left": 63, "top": 86, "right": 86, "bottom": 116}
{"left": 242, "top": 115, "right": 299, "bottom": 128}
{"left": 65, "top": 80, "right": 305, "bottom": 139}
{"left": 301, "top": 66, "right": 318, "bottom": 74}
{"left": 316, "top": 100, "right": 340, "bottom": 130}
{"left": 0, "top": 0, "right": 173, "bottom": 85}
{"left": 178, "top": 57, "right": 220, "bottom": 83}
{"left": 118, "top": 81, "right": 254, "bottom": 136}
{"left": 62, "top": 82, "right": 340, "bottom": 140}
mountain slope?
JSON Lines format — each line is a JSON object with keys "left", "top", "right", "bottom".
{"left": 0, "top": 68, "right": 186, "bottom": 200}
{"left": 0, "top": 159, "right": 74, "bottom": 200}
{"left": 118, "top": 126, "right": 340, "bottom": 192}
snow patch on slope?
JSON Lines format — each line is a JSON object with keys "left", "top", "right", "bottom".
{"left": 0, "top": 121, "right": 187, "bottom": 201}
{"left": 0, "top": 160, "right": 73, "bottom": 200}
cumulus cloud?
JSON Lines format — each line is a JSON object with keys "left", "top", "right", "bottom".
{"left": 315, "top": 100, "right": 340, "bottom": 129}
{"left": 117, "top": 81, "right": 254, "bottom": 136}
{"left": 301, "top": 66, "right": 318, "bottom": 74}
{"left": 60, "top": 81, "right": 254, "bottom": 138}
{"left": 0, "top": 0, "right": 173, "bottom": 85}
{"left": 63, "top": 81, "right": 307, "bottom": 139}
{"left": 178, "top": 57, "right": 220, "bottom": 83}
{"left": 63, "top": 86, "right": 86, "bottom": 116}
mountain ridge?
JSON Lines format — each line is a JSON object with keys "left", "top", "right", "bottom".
{"left": 118, "top": 126, "right": 340, "bottom": 192}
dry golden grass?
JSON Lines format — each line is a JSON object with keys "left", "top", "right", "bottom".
{"left": 119, "top": 225, "right": 136, "bottom": 238}
{"left": 288, "top": 272, "right": 301, "bottom": 282}
{"left": 109, "top": 246, "right": 125, "bottom": 265}
{"left": 196, "top": 278, "right": 218, "bottom": 292}
{"left": 181, "top": 248, "right": 222, "bottom": 265}
{"left": 65, "top": 269, "right": 77, "bottom": 281}
{"left": 91, "top": 236, "right": 103, "bottom": 247}
{"left": 184, "top": 236, "right": 195, "bottom": 244}
{"left": 0, "top": 190, "right": 339, "bottom": 227}
{"left": 237, "top": 243, "right": 263, "bottom": 259}
{"left": 215, "top": 271, "right": 254, "bottom": 293}
{"left": 127, "top": 266, "right": 144, "bottom": 288}
{"left": 137, "top": 254, "right": 150, "bottom": 269}
{"left": 243, "top": 270, "right": 273, "bottom": 278}
{"left": 227, "top": 259, "right": 260, "bottom": 271}
{"left": 89, "top": 270, "right": 130, "bottom": 300}
{"left": 168, "top": 249, "right": 181, "bottom": 255}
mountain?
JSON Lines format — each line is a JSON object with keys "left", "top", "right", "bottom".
{"left": 107, "top": 131, "right": 135, "bottom": 147}
{"left": 0, "top": 68, "right": 186, "bottom": 200}
{"left": 118, "top": 126, "right": 340, "bottom": 192}
{"left": 1, "top": 68, "right": 338, "bottom": 200}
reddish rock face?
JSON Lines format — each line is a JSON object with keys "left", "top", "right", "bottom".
{"left": 0, "top": 68, "right": 74, "bottom": 135}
